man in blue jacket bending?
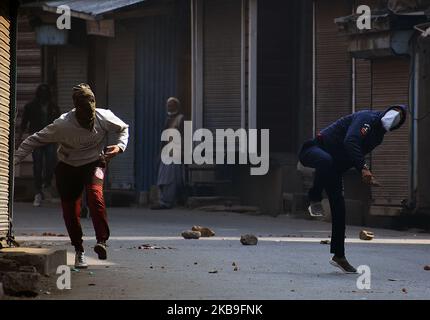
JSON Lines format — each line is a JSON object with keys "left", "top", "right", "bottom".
{"left": 299, "top": 105, "right": 407, "bottom": 273}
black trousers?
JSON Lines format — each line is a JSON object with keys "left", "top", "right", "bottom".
{"left": 299, "top": 139, "right": 347, "bottom": 257}
{"left": 32, "top": 144, "right": 56, "bottom": 194}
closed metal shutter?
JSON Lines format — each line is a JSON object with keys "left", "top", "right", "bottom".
{"left": 106, "top": 27, "right": 135, "bottom": 190}
{"left": 371, "top": 58, "right": 410, "bottom": 206}
{"left": 135, "top": 15, "right": 178, "bottom": 192}
{"left": 354, "top": 59, "right": 372, "bottom": 112}
{"left": 56, "top": 46, "right": 88, "bottom": 114}
{"left": 315, "top": 0, "right": 352, "bottom": 132}
{"left": 0, "top": 3, "right": 11, "bottom": 237}
{"left": 203, "top": 0, "right": 242, "bottom": 131}
{"left": 15, "top": 16, "right": 41, "bottom": 178}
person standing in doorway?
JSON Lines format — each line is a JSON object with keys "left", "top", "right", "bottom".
{"left": 151, "top": 97, "right": 186, "bottom": 210}
{"left": 19, "top": 84, "right": 60, "bottom": 207}
{"left": 298, "top": 105, "right": 407, "bottom": 273}
{"left": 15, "top": 83, "right": 129, "bottom": 268}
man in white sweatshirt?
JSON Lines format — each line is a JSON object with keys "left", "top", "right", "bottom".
{"left": 15, "top": 83, "right": 129, "bottom": 268}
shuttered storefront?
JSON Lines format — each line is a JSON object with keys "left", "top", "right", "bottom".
{"left": 315, "top": 0, "right": 352, "bottom": 132}
{"left": 135, "top": 16, "right": 177, "bottom": 192}
{"left": 354, "top": 59, "right": 371, "bottom": 112}
{"left": 106, "top": 26, "right": 135, "bottom": 190}
{"left": 15, "top": 16, "right": 41, "bottom": 178}
{"left": 0, "top": 2, "right": 11, "bottom": 238}
{"left": 56, "top": 46, "right": 88, "bottom": 113}
{"left": 203, "top": 0, "right": 242, "bottom": 131}
{"left": 370, "top": 58, "right": 410, "bottom": 206}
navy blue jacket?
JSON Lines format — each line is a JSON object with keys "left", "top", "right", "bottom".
{"left": 318, "top": 106, "right": 407, "bottom": 172}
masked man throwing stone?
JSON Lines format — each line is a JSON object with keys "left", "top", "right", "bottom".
{"left": 298, "top": 105, "right": 407, "bottom": 273}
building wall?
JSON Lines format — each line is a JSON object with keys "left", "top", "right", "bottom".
{"left": 315, "top": 0, "right": 352, "bottom": 133}
{"left": 0, "top": 0, "right": 13, "bottom": 238}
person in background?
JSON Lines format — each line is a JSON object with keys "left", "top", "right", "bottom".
{"left": 151, "top": 97, "right": 186, "bottom": 210}
{"left": 19, "top": 84, "right": 60, "bottom": 207}
{"left": 298, "top": 105, "right": 407, "bottom": 273}
{"left": 15, "top": 83, "right": 129, "bottom": 269}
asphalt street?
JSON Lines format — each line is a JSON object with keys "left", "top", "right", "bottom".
{"left": 9, "top": 202, "right": 430, "bottom": 300}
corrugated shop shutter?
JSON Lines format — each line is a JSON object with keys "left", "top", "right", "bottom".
{"left": 56, "top": 46, "right": 88, "bottom": 114}
{"left": 0, "top": 2, "right": 11, "bottom": 237}
{"left": 15, "top": 15, "right": 41, "bottom": 178}
{"left": 371, "top": 58, "right": 410, "bottom": 206}
{"left": 354, "top": 59, "right": 371, "bottom": 112}
{"left": 315, "top": 0, "right": 352, "bottom": 132}
{"left": 135, "top": 15, "right": 177, "bottom": 192}
{"left": 106, "top": 27, "right": 135, "bottom": 190}
{"left": 203, "top": 0, "right": 242, "bottom": 131}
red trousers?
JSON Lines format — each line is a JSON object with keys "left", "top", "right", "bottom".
{"left": 55, "top": 161, "right": 110, "bottom": 252}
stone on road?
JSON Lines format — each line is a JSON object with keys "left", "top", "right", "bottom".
{"left": 240, "top": 234, "right": 258, "bottom": 245}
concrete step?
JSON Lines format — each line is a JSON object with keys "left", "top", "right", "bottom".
{"left": 0, "top": 248, "right": 67, "bottom": 276}
{"left": 187, "top": 196, "right": 241, "bottom": 209}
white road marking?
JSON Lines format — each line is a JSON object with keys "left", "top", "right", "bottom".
{"left": 16, "top": 236, "right": 430, "bottom": 245}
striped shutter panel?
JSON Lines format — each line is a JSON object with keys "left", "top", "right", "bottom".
{"left": 203, "top": 0, "right": 242, "bottom": 131}
{"left": 354, "top": 59, "right": 372, "bottom": 112}
{"left": 0, "top": 2, "right": 11, "bottom": 237}
{"left": 16, "top": 16, "right": 42, "bottom": 178}
{"left": 56, "top": 46, "right": 88, "bottom": 114}
{"left": 106, "top": 27, "right": 135, "bottom": 190}
{"left": 315, "top": 0, "right": 352, "bottom": 132}
{"left": 371, "top": 58, "right": 410, "bottom": 206}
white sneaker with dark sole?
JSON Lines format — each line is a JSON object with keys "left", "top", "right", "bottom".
{"left": 74, "top": 251, "right": 88, "bottom": 269}
{"left": 308, "top": 202, "right": 324, "bottom": 217}
{"left": 94, "top": 243, "right": 107, "bottom": 260}
{"left": 329, "top": 258, "right": 357, "bottom": 274}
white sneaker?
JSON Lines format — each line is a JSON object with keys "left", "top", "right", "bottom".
{"left": 308, "top": 201, "right": 324, "bottom": 217}
{"left": 33, "top": 193, "right": 42, "bottom": 207}
{"left": 74, "top": 251, "right": 88, "bottom": 269}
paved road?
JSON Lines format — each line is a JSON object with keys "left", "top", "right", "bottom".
{"left": 10, "top": 202, "right": 430, "bottom": 300}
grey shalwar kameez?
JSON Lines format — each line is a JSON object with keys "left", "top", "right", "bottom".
{"left": 157, "top": 113, "right": 185, "bottom": 208}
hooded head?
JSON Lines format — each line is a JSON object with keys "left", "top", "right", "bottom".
{"left": 73, "top": 83, "right": 96, "bottom": 130}
{"left": 166, "top": 97, "right": 181, "bottom": 117}
{"left": 381, "top": 105, "right": 407, "bottom": 132}
{"left": 35, "top": 84, "right": 52, "bottom": 104}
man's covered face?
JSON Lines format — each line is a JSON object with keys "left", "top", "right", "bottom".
{"left": 73, "top": 84, "right": 96, "bottom": 130}
{"left": 381, "top": 106, "right": 406, "bottom": 132}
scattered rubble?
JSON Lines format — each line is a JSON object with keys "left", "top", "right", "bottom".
{"left": 424, "top": 265, "right": 430, "bottom": 271}
{"left": 191, "top": 226, "right": 215, "bottom": 237}
{"left": 2, "top": 269, "right": 41, "bottom": 297}
{"left": 136, "top": 244, "right": 175, "bottom": 250}
{"left": 181, "top": 230, "right": 201, "bottom": 239}
{"left": 320, "top": 240, "right": 331, "bottom": 245}
{"left": 240, "top": 234, "right": 258, "bottom": 246}
{"left": 41, "top": 232, "right": 67, "bottom": 237}
{"left": 359, "top": 230, "right": 374, "bottom": 241}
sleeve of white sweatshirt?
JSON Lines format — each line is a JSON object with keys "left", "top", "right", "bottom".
{"left": 99, "top": 109, "right": 129, "bottom": 152}
{"left": 14, "top": 118, "right": 62, "bottom": 165}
